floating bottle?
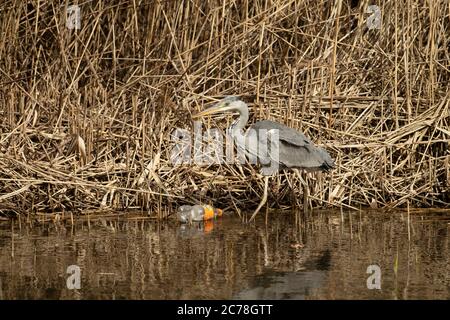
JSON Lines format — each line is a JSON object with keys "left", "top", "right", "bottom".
{"left": 177, "top": 205, "right": 223, "bottom": 223}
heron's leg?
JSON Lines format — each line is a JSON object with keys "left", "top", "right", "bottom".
{"left": 249, "top": 176, "right": 269, "bottom": 222}
{"left": 294, "top": 170, "right": 310, "bottom": 213}
{"left": 302, "top": 180, "right": 310, "bottom": 214}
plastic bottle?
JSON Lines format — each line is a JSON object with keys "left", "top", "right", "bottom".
{"left": 177, "top": 205, "right": 223, "bottom": 223}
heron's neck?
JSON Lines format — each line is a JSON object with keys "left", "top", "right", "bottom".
{"left": 231, "top": 108, "right": 249, "bottom": 134}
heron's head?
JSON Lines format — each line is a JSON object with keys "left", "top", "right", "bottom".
{"left": 192, "top": 96, "right": 245, "bottom": 119}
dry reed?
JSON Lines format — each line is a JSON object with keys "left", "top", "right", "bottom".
{"left": 0, "top": 0, "right": 449, "bottom": 218}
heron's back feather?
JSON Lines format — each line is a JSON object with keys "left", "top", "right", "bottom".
{"left": 249, "top": 120, "right": 335, "bottom": 173}
{"left": 251, "top": 120, "right": 312, "bottom": 147}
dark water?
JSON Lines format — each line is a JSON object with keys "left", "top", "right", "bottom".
{"left": 0, "top": 210, "right": 448, "bottom": 299}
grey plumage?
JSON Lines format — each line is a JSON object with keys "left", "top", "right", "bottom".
{"left": 193, "top": 97, "right": 335, "bottom": 220}
{"left": 250, "top": 120, "right": 335, "bottom": 173}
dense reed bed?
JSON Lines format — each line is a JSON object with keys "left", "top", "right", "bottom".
{"left": 0, "top": 0, "right": 449, "bottom": 218}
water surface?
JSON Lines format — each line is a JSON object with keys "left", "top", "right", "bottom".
{"left": 0, "top": 210, "right": 448, "bottom": 299}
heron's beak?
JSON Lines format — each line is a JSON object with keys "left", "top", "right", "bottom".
{"left": 192, "top": 101, "right": 236, "bottom": 119}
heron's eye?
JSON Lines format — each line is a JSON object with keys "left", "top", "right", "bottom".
{"left": 224, "top": 102, "right": 229, "bottom": 107}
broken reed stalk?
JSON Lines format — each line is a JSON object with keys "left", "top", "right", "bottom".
{"left": 0, "top": 0, "right": 448, "bottom": 219}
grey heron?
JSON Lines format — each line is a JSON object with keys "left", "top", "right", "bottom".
{"left": 193, "top": 96, "right": 335, "bottom": 221}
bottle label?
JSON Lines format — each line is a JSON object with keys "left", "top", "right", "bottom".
{"left": 203, "top": 206, "right": 215, "bottom": 220}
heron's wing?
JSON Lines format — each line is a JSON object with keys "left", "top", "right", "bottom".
{"left": 251, "top": 120, "right": 335, "bottom": 172}
{"left": 251, "top": 120, "right": 313, "bottom": 148}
